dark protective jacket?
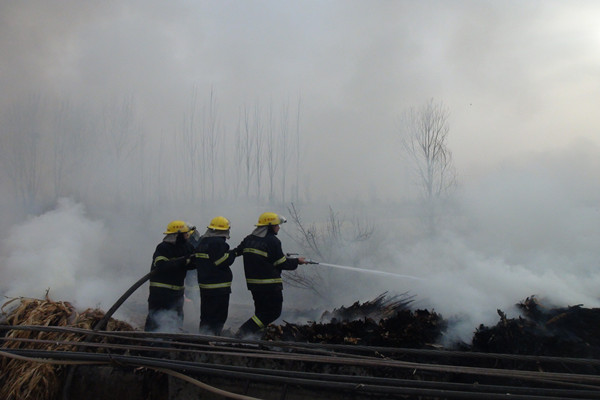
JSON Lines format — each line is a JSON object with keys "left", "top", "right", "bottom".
{"left": 236, "top": 230, "right": 299, "bottom": 292}
{"left": 148, "top": 239, "right": 195, "bottom": 306}
{"left": 194, "top": 236, "right": 236, "bottom": 295}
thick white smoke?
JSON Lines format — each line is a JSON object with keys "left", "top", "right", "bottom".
{"left": 0, "top": 198, "right": 115, "bottom": 309}
{"left": 273, "top": 141, "right": 600, "bottom": 344}
{"left": 2, "top": 142, "right": 600, "bottom": 346}
{"left": 377, "top": 143, "right": 600, "bottom": 343}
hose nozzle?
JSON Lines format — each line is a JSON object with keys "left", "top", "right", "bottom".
{"left": 286, "top": 253, "right": 319, "bottom": 264}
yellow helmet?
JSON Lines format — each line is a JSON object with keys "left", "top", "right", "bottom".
{"left": 208, "top": 216, "right": 231, "bottom": 231}
{"left": 164, "top": 220, "right": 194, "bottom": 234}
{"left": 256, "top": 212, "right": 287, "bottom": 226}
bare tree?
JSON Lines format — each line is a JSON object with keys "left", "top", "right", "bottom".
{"left": 240, "top": 105, "right": 255, "bottom": 199}
{"left": 253, "top": 103, "right": 264, "bottom": 202}
{"left": 1, "top": 95, "right": 97, "bottom": 213}
{"left": 203, "top": 87, "right": 220, "bottom": 202}
{"left": 293, "top": 96, "right": 302, "bottom": 203}
{"left": 100, "top": 95, "right": 143, "bottom": 204}
{"left": 266, "top": 98, "right": 302, "bottom": 204}
{"left": 265, "top": 103, "right": 278, "bottom": 202}
{"left": 50, "top": 100, "right": 91, "bottom": 202}
{"left": 279, "top": 100, "right": 290, "bottom": 204}
{"left": 0, "top": 95, "right": 46, "bottom": 213}
{"left": 401, "top": 99, "right": 457, "bottom": 233}
{"left": 233, "top": 114, "right": 244, "bottom": 200}
{"left": 155, "top": 128, "right": 175, "bottom": 207}
{"left": 284, "top": 203, "right": 375, "bottom": 298}
{"left": 180, "top": 86, "right": 203, "bottom": 202}
{"left": 284, "top": 203, "right": 325, "bottom": 297}
{"left": 287, "top": 202, "right": 324, "bottom": 259}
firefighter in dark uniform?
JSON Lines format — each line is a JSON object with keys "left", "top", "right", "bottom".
{"left": 144, "top": 220, "right": 196, "bottom": 332}
{"left": 235, "top": 212, "right": 306, "bottom": 337}
{"left": 193, "top": 216, "right": 238, "bottom": 336}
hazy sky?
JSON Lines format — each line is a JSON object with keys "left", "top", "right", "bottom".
{"left": 2, "top": 0, "right": 600, "bottom": 198}
{"left": 2, "top": 1, "right": 600, "bottom": 341}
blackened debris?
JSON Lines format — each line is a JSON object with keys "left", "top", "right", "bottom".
{"left": 265, "top": 294, "right": 600, "bottom": 360}
{"left": 319, "top": 291, "right": 415, "bottom": 323}
{"left": 473, "top": 296, "right": 600, "bottom": 358}
{"left": 264, "top": 293, "right": 444, "bottom": 348}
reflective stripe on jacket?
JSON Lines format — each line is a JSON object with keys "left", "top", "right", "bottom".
{"left": 236, "top": 231, "right": 298, "bottom": 292}
{"left": 195, "top": 236, "right": 235, "bottom": 295}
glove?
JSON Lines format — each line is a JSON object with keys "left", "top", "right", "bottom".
{"left": 185, "top": 255, "right": 199, "bottom": 270}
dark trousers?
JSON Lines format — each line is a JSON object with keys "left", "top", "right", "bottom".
{"left": 199, "top": 292, "right": 230, "bottom": 336}
{"left": 237, "top": 290, "right": 283, "bottom": 336}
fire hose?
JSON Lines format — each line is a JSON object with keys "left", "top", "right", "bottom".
{"left": 3, "top": 347, "right": 600, "bottom": 399}
{"left": 64, "top": 256, "right": 185, "bottom": 400}
{"left": 93, "top": 255, "right": 193, "bottom": 331}
{"left": 93, "top": 271, "right": 153, "bottom": 331}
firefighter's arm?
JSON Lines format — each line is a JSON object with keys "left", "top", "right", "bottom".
{"left": 232, "top": 239, "right": 245, "bottom": 257}
{"left": 212, "top": 250, "right": 237, "bottom": 268}
{"left": 269, "top": 238, "right": 299, "bottom": 271}
{"left": 206, "top": 242, "right": 233, "bottom": 268}
{"left": 275, "top": 255, "right": 299, "bottom": 271}
{"left": 151, "top": 255, "right": 189, "bottom": 273}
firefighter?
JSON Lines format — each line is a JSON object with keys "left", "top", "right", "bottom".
{"left": 144, "top": 220, "right": 196, "bottom": 332}
{"left": 235, "top": 212, "right": 307, "bottom": 337}
{"left": 193, "top": 216, "right": 238, "bottom": 336}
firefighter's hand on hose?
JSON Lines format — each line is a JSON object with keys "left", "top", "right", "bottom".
{"left": 297, "top": 257, "right": 307, "bottom": 265}
{"left": 185, "top": 255, "right": 198, "bottom": 270}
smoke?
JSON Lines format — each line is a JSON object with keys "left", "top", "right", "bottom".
{"left": 0, "top": 199, "right": 109, "bottom": 306}
{"left": 1, "top": 140, "right": 600, "bottom": 344}
{"left": 377, "top": 141, "right": 600, "bottom": 342}
{"left": 1, "top": 2, "right": 600, "bottom": 343}
{"left": 147, "top": 309, "right": 184, "bottom": 334}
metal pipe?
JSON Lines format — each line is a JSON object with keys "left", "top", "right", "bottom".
{"left": 3, "top": 349, "right": 596, "bottom": 400}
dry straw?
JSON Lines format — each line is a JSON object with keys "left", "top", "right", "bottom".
{"left": 0, "top": 294, "right": 133, "bottom": 400}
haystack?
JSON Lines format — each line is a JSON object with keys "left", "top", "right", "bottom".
{"left": 0, "top": 295, "right": 133, "bottom": 400}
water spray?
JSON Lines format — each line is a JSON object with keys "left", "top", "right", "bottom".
{"left": 287, "top": 254, "right": 423, "bottom": 281}
{"left": 317, "top": 262, "right": 423, "bottom": 281}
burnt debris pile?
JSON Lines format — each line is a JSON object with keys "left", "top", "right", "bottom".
{"left": 472, "top": 295, "right": 600, "bottom": 358}
{"left": 263, "top": 292, "right": 446, "bottom": 347}
{"left": 320, "top": 291, "right": 416, "bottom": 322}
{"left": 263, "top": 294, "right": 600, "bottom": 360}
